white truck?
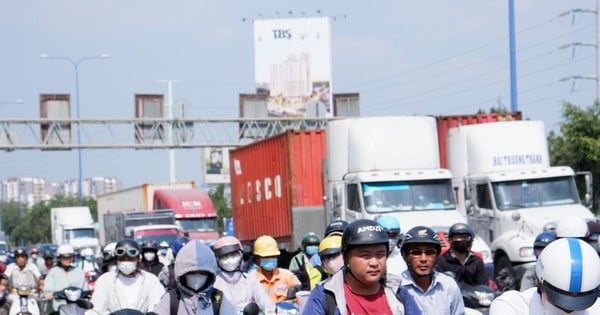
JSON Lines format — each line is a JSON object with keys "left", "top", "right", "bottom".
{"left": 51, "top": 207, "right": 100, "bottom": 255}
{"left": 324, "top": 116, "right": 493, "bottom": 268}
{"left": 446, "top": 120, "right": 594, "bottom": 287}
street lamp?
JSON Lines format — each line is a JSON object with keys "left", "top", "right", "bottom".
{"left": 39, "top": 53, "right": 111, "bottom": 202}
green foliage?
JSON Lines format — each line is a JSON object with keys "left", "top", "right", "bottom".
{"left": 548, "top": 101, "right": 600, "bottom": 212}
{"left": 208, "top": 184, "right": 231, "bottom": 235}
{"left": 1, "top": 195, "right": 96, "bottom": 246}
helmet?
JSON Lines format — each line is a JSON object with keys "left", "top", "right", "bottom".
{"left": 325, "top": 219, "right": 349, "bottom": 236}
{"left": 301, "top": 232, "right": 320, "bottom": 251}
{"left": 141, "top": 240, "right": 159, "bottom": 252}
{"left": 318, "top": 235, "right": 342, "bottom": 258}
{"left": 159, "top": 241, "right": 169, "bottom": 248}
{"left": 29, "top": 248, "right": 38, "bottom": 255}
{"left": 13, "top": 247, "right": 28, "bottom": 257}
{"left": 534, "top": 231, "right": 556, "bottom": 248}
{"left": 555, "top": 217, "right": 588, "bottom": 238}
{"left": 43, "top": 250, "right": 54, "bottom": 259}
{"left": 376, "top": 216, "right": 401, "bottom": 234}
{"left": 171, "top": 237, "right": 190, "bottom": 257}
{"left": 80, "top": 247, "right": 94, "bottom": 257}
{"left": 213, "top": 236, "right": 243, "bottom": 257}
{"left": 115, "top": 239, "right": 141, "bottom": 259}
{"left": 448, "top": 223, "right": 474, "bottom": 238}
{"left": 253, "top": 235, "right": 280, "bottom": 257}
{"left": 57, "top": 244, "right": 75, "bottom": 258}
{"left": 536, "top": 238, "right": 600, "bottom": 311}
{"left": 341, "top": 219, "right": 389, "bottom": 253}
{"left": 400, "top": 226, "right": 442, "bottom": 256}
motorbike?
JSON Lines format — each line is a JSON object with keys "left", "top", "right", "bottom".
{"left": 275, "top": 286, "right": 300, "bottom": 315}
{"left": 84, "top": 271, "right": 98, "bottom": 293}
{"left": 8, "top": 285, "right": 41, "bottom": 315}
{"left": 461, "top": 284, "right": 499, "bottom": 315}
{"left": 52, "top": 286, "right": 93, "bottom": 315}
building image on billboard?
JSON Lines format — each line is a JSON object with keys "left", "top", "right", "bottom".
{"left": 203, "top": 147, "right": 232, "bottom": 184}
{"left": 254, "top": 17, "right": 332, "bottom": 117}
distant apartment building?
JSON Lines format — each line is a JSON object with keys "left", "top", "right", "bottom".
{"left": 1, "top": 176, "right": 121, "bottom": 206}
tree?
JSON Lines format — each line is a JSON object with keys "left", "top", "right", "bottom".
{"left": 208, "top": 184, "right": 231, "bottom": 235}
{"left": 548, "top": 101, "right": 600, "bottom": 212}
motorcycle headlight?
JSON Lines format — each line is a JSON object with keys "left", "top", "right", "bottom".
{"left": 64, "top": 288, "right": 82, "bottom": 302}
{"left": 475, "top": 290, "right": 495, "bottom": 306}
{"left": 16, "top": 286, "right": 31, "bottom": 296}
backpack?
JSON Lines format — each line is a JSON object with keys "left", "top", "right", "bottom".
{"left": 169, "top": 287, "right": 222, "bottom": 315}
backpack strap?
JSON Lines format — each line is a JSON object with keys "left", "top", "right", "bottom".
{"left": 169, "top": 288, "right": 180, "bottom": 315}
{"left": 212, "top": 288, "right": 223, "bottom": 315}
{"left": 324, "top": 289, "right": 337, "bottom": 315}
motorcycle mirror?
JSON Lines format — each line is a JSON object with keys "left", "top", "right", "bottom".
{"left": 76, "top": 299, "right": 94, "bottom": 310}
{"left": 242, "top": 302, "right": 261, "bottom": 315}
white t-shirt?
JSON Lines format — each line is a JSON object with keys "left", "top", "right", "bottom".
{"left": 115, "top": 274, "right": 144, "bottom": 308}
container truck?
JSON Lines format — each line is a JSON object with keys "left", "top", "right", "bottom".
{"left": 229, "top": 129, "right": 327, "bottom": 254}
{"left": 51, "top": 206, "right": 100, "bottom": 255}
{"left": 444, "top": 119, "right": 594, "bottom": 289}
{"left": 324, "top": 116, "right": 492, "bottom": 269}
{"left": 102, "top": 209, "right": 182, "bottom": 245}
{"left": 97, "top": 182, "right": 218, "bottom": 245}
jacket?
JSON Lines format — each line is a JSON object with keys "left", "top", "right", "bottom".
{"left": 214, "top": 269, "right": 276, "bottom": 313}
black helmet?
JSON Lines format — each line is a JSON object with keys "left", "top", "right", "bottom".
{"left": 325, "top": 219, "right": 349, "bottom": 236}
{"left": 114, "top": 239, "right": 141, "bottom": 259}
{"left": 401, "top": 226, "right": 442, "bottom": 256}
{"left": 14, "top": 247, "right": 28, "bottom": 257}
{"left": 448, "top": 223, "right": 474, "bottom": 238}
{"left": 342, "top": 219, "right": 389, "bottom": 253}
{"left": 43, "top": 250, "right": 54, "bottom": 259}
{"left": 141, "top": 240, "right": 159, "bottom": 252}
{"left": 301, "top": 232, "right": 320, "bottom": 250}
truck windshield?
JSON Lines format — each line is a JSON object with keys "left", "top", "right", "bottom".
{"left": 177, "top": 218, "right": 217, "bottom": 232}
{"left": 135, "top": 228, "right": 181, "bottom": 245}
{"left": 362, "top": 180, "right": 456, "bottom": 213}
{"left": 492, "top": 176, "right": 579, "bottom": 210}
{"left": 64, "top": 228, "right": 95, "bottom": 240}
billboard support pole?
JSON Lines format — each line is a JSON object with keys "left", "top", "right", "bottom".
{"left": 157, "top": 80, "right": 183, "bottom": 182}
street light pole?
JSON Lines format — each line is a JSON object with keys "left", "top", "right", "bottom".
{"left": 156, "top": 80, "right": 183, "bottom": 183}
{"left": 39, "top": 53, "right": 110, "bottom": 202}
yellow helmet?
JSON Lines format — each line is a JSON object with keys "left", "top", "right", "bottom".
{"left": 253, "top": 235, "right": 280, "bottom": 257}
{"left": 318, "top": 235, "right": 342, "bottom": 257}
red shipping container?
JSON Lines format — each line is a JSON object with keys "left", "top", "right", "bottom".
{"left": 229, "top": 130, "right": 326, "bottom": 243}
{"left": 436, "top": 112, "right": 522, "bottom": 168}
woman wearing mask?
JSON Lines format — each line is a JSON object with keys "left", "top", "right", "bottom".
{"left": 317, "top": 235, "right": 344, "bottom": 277}
{"left": 212, "top": 236, "right": 275, "bottom": 313}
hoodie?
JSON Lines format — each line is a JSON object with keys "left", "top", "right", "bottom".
{"left": 152, "top": 240, "right": 236, "bottom": 315}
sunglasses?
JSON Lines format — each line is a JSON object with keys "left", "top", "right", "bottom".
{"left": 408, "top": 248, "right": 437, "bottom": 257}
{"left": 114, "top": 247, "right": 140, "bottom": 258}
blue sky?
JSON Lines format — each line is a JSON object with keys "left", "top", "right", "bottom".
{"left": 0, "top": 1, "right": 597, "bottom": 189}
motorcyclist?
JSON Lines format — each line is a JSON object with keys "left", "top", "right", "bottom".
{"left": 43, "top": 244, "right": 87, "bottom": 314}
{"left": 38, "top": 251, "right": 55, "bottom": 276}
{"left": 212, "top": 236, "right": 275, "bottom": 313}
{"left": 436, "top": 223, "right": 488, "bottom": 288}
{"left": 91, "top": 239, "right": 165, "bottom": 314}
{"left": 490, "top": 238, "right": 600, "bottom": 314}
{"left": 139, "top": 240, "right": 164, "bottom": 277}
{"left": 100, "top": 242, "right": 117, "bottom": 274}
{"left": 375, "top": 215, "right": 406, "bottom": 277}
{"left": 316, "top": 235, "right": 343, "bottom": 277}
{"left": 309, "top": 219, "right": 349, "bottom": 267}
{"left": 157, "top": 241, "right": 170, "bottom": 266}
{"left": 397, "top": 226, "right": 465, "bottom": 314}
{"left": 79, "top": 247, "right": 99, "bottom": 274}
{"left": 288, "top": 232, "right": 323, "bottom": 290}
{"left": 520, "top": 231, "right": 556, "bottom": 291}
{"left": 4, "top": 247, "right": 41, "bottom": 292}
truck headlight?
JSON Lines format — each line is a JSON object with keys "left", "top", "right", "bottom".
{"left": 519, "top": 246, "right": 534, "bottom": 258}
{"left": 479, "top": 250, "right": 491, "bottom": 262}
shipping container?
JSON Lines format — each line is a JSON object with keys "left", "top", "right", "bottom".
{"left": 436, "top": 112, "right": 522, "bottom": 168}
{"left": 229, "top": 129, "right": 327, "bottom": 246}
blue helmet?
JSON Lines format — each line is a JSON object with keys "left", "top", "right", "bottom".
{"left": 172, "top": 237, "right": 190, "bottom": 257}
{"left": 376, "top": 216, "right": 401, "bottom": 234}
{"left": 534, "top": 232, "right": 556, "bottom": 248}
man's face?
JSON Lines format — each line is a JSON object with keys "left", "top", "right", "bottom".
{"left": 346, "top": 244, "right": 387, "bottom": 285}
{"left": 404, "top": 244, "right": 438, "bottom": 276}
{"left": 15, "top": 255, "right": 27, "bottom": 267}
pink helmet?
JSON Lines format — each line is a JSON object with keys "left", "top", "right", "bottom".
{"left": 213, "top": 236, "right": 243, "bottom": 257}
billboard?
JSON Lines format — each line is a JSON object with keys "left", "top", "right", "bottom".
{"left": 134, "top": 94, "right": 164, "bottom": 144}
{"left": 254, "top": 17, "right": 332, "bottom": 117}
{"left": 203, "top": 147, "right": 232, "bottom": 184}
{"left": 40, "top": 94, "right": 71, "bottom": 146}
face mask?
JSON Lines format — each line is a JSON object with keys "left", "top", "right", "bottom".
{"left": 185, "top": 273, "right": 208, "bottom": 291}
{"left": 117, "top": 261, "right": 137, "bottom": 275}
{"left": 305, "top": 246, "right": 319, "bottom": 256}
{"left": 218, "top": 255, "right": 242, "bottom": 272}
{"left": 323, "top": 254, "right": 344, "bottom": 275}
{"left": 31, "top": 254, "right": 38, "bottom": 259}
{"left": 542, "top": 292, "right": 585, "bottom": 315}
{"left": 143, "top": 252, "right": 156, "bottom": 261}
{"left": 260, "top": 258, "right": 277, "bottom": 271}
{"left": 451, "top": 240, "right": 470, "bottom": 253}
{"left": 160, "top": 249, "right": 168, "bottom": 255}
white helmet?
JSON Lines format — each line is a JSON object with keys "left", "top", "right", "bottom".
{"left": 80, "top": 247, "right": 94, "bottom": 257}
{"left": 536, "top": 238, "right": 600, "bottom": 311}
{"left": 555, "top": 217, "right": 588, "bottom": 238}
{"left": 57, "top": 244, "right": 75, "bottom": 258}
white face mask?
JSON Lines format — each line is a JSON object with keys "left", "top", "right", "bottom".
{"left": 218, "top": 254, "right": 242, "bottom": 272}
{"left": 323, "top": 254, "right": 344, "bottom": 275}
{"left": 185, "top": 273, "right": 209, "bottom": 291}
{"left": 143, "top": 252, "right": 156, "bottom": 261}
{"left": 117, "top": 261, "right": 137, "bottom": 275}
{"left": 542, "top": 292, "right": 586, "bottom": 315}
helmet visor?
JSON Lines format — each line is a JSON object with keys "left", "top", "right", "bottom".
{"left": 543, "top": 281, "right": 600, "bottom": 311}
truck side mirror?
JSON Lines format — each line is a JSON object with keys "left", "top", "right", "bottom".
{"left": 576, "top": 171, "right": 594, "bottom": 208}
{"left": 463, "top": 178, "right": 472, "bottom": 200}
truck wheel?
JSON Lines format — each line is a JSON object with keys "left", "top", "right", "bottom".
{"left": 494, "top": 255, "right": 518, "bottom": 292}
